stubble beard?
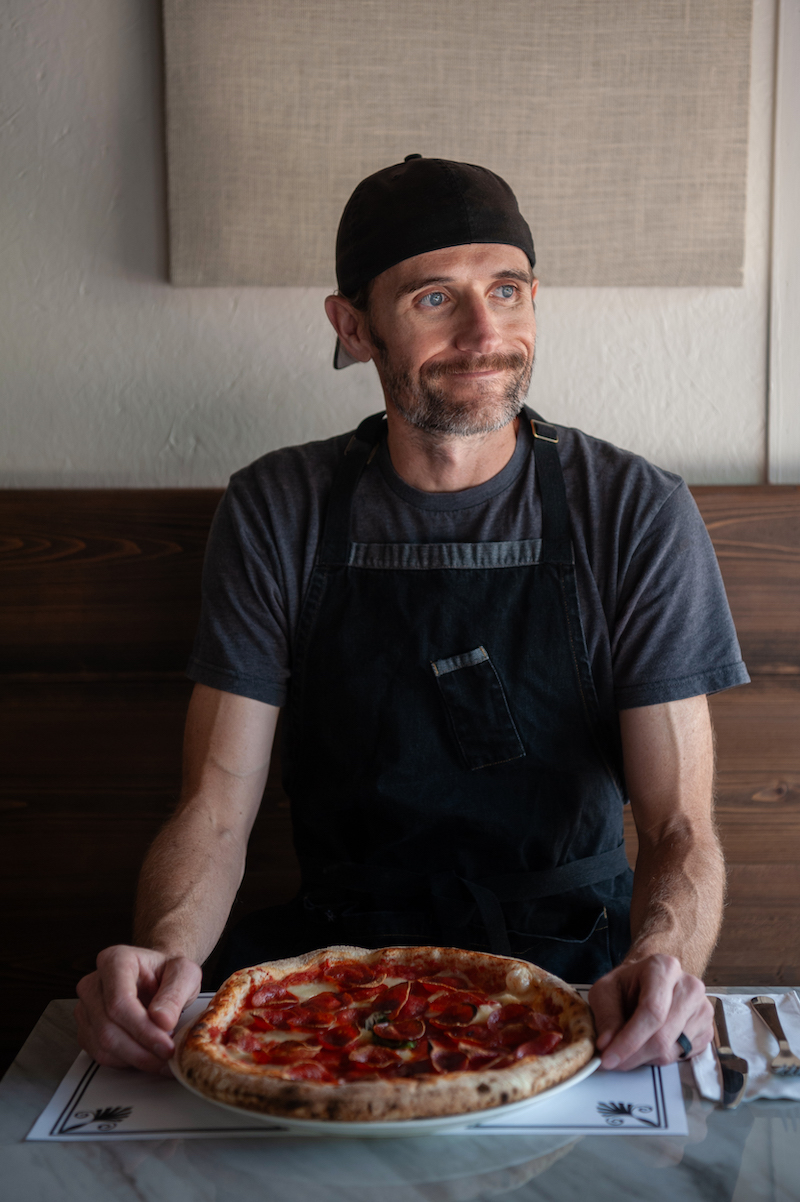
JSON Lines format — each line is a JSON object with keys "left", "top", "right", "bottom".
{"left": 369, "top": 324, "right": 534, "bottom": 437}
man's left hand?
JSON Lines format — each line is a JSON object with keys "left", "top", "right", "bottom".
{"left": 588, "top": 954, "right": 714, "bottom": 1072}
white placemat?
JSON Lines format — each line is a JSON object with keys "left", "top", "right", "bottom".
{"left": 694, "top": 993, "right": 800, "bottom": 1103}
{"left": 26, "top": 993, "right": 686, "bottom": 1141}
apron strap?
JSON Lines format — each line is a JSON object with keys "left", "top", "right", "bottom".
{"left": 313, "top": 843, "right": 630, "bottom": 957}
{"left": 317, "top": 411, "right": 387, "bottom": 565}
{"left": 527, "top": 407, "right": 572, "bottom": 558}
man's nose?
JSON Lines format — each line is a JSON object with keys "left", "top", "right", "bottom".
{"left": 453, "top": 296, "right": 503, "bottom": 355}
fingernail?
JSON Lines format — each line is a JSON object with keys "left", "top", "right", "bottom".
{"left": 603, "top": 1053, "right": 620, "bottom": 1070}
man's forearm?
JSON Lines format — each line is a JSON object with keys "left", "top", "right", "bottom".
{"left": 626, "top": 825, "right": 725, "bottom": 978}
{"left": 619, "top": 696, "right": 722, "bottom": 979}
{"left": 133, "top": 798, "right": 248, "bottom": 965}
{"left": 132, "top": 686, "right": 278, "bottom": 965}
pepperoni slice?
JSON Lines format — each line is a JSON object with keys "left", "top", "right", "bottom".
{"left": 515, "top": 1031, "right": 564, "bottom": 1057}
{"left": 282, "top": 966, "right": 326, "bottom": 986}
{"left": 418, "top": 975, "right": 471, "bottom": 992}
{"left": 285, "top": 1005, "right": 338, "bottom": 1029}
{"left": 372, "top": 1018, "right": 426, "bottom": 1044}
{"left": 304, "top": 991, "right": 348, "bottom": 1012}
{"left": 381, "top": 982, "right": 411, "bottom": 1015}
{"left": 487, "top": 1003, "right": 529, "bottom": 1029}
{"left": 459, "top": 1046, "right": 506, "bottom": 1070}
{"left": 255, "top": 1005, "right": 294, "bottom": 1028}
{"left": 428, "top": 1002, "right": 478, "bottom": 1028}
{"left": 249, "top": 983, "right": 299, "bottom": 1007}
{"left": 485, "top": 1053, "right": 515, "bottom": 1070}
{"left": 525, "top": 1011, "right": 562, "bottom": 1033}
{"left": 252, "top": 1040, "right": 319, "bottom": 1064}
{"left": 430, "top": 1043, "right": 469, "bottom": 1073}
{"left": 457, "top": 1024, "right": 495, "bottom": 1046}
{"left": 426, "top": 990, "right": 484, "bottom": 1014}
{"left": 396, "top": 988, "right": 431, "bottom": 1020}
{"left": 495, "top": 1022, "right": 531, "bottom": 1049}
{"left": 347, "top": 983, "right": 388, "bottom": 1004}
{"left": 249, "top": 1015, "right": 280, "bottom": 1033}
{"left": 323, "top": 962, "right": 381, "bottom": 988}
{"left": 318, "top": 1023, "right": 361, "bottom": 1050}
{"left": 226, "top": 1029, "right": 263, "bottom": 1053}
{"left": 348, "top": 1044, "right": 400, "bottom": 1068}
{"left": 255, "top": 1009, "right": 293, "bottom": 1028}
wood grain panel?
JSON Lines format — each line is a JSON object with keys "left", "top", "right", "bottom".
{"left": 1, "top": 679, "right": 191, "bottom": 795}
{"left": 692, "top": 485, "right": 800, "bottom": 674}
{"left": 0, "top": 490, "right": 222, "bottom": 672}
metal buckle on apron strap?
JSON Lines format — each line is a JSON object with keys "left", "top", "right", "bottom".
{"left": 531, "top": 419, "right": 559, "bottom": 443}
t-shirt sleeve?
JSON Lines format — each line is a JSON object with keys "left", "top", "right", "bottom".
{"left": 611, "top": 481, "right": 750, "bottom": 709}
{"left": 186, "top": 475, "right": 293, "bottom": 707}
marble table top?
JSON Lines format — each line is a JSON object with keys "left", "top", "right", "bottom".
{"left": 2, "top": 991, "right": 799, "bottom": 1202}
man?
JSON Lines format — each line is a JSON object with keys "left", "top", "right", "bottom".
{"left": 76, "top": 156, "right": 747, "bottom": 1076}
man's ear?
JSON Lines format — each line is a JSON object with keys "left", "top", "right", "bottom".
{"left": 530, "top": 277, "right": 539, "bottom": 303}
{"left": 324, "top": 295, "right": 374, "bottom": 364}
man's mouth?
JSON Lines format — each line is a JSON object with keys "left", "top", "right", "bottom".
{"left": 423, "top": 353, "right": 527, "bottom": 380}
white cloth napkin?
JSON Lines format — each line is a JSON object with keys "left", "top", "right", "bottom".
{"left": 693, "top": 992, "right": 800, "bottom": 1102}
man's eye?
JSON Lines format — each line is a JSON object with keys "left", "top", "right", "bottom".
{"left": 419, "top": 291, "right": 446, "bottom": 308}
{"left": 496, "top": 284, "right": 516, "bottom": 299}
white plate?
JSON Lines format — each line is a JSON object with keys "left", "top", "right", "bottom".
{"left": 170, "top": 1027, "right": 601, "bottom": 1139}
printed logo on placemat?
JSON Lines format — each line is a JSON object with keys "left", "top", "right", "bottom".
{"left": 596, "top": 1101, "right": 657, "bottom": 1127}
{"left": 61, "top": 1105, "right": 133, "bottom": 1135}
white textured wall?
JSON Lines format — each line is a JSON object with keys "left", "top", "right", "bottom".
{"left": 1, "top": 0, "right": 774, "bottom": 487}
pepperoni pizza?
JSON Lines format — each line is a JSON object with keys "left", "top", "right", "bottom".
{"left": 175, "top": 945, "right": 596, "bottom": 1122}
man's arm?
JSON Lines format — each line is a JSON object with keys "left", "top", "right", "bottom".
{"left": 75, "top": 683, "right": 279, "bottom": 1072}
{"left": 588, "top": 694, "right": 721, "bottom": 1070}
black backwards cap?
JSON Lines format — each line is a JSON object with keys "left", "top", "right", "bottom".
{"left": 333, "top": 154, "right": 535, "bottom": 368}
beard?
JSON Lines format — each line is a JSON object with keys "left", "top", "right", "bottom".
{"left": 369, "top": 324, "right": 534, "bottom": 437}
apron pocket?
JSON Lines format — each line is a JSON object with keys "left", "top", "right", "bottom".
{"left": 431, "top": 646, "right": 525, "bottom": 770}
{"left": 507, "top": 906, "right": 613, "bottom": 983}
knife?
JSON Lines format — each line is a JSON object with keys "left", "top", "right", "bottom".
{"left": 710, "top": 996, "right": 748, "bottom": 1108}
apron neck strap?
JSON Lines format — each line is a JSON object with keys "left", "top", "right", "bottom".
{"left": 318, "top": 410, "right": 387, "bottom": 564}
{"left": 527, "top": 407, "right": 572, "bottom": 553}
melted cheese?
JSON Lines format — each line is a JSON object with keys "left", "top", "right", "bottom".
{"left": 286, "top": 981, "right": 340, "bottom": 1001}
{"left": 243, "top": 1024, "right": 313, "bottom": 1043}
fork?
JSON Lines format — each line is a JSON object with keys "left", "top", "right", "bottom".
{"left": 750, "top": 996, "right": 800, "bottom": 1076}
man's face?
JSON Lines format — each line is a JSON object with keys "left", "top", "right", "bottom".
{"left": 364, "top": 244, "right": 537, "bottom": 437}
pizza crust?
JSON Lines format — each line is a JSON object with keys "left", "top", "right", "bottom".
{"left": 176, "top": 946, "right": 596, "bottom": 1122}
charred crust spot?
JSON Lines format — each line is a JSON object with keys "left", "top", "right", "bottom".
{"left": 500, "top": 1092, "right": 509, "bottom": 1104}
{"left": 477, "top": 1083, "right": 490, "bottom": 1093}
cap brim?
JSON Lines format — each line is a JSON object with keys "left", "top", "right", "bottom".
{"left": 333, "top": 337, "right": 360, "bottom": 370}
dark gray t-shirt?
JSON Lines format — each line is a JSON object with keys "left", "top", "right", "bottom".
{"left": 187, "top": 416, "right": 749, "bottom": 717}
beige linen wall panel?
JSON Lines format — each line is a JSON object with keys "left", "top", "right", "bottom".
{"left": 164, "top": 0, "right": 752, "bottom": 287}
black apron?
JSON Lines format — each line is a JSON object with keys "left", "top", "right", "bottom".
{"left": 215, "top": 408, "right": 633, "bottom": 986}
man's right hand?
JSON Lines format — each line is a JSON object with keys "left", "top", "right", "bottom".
{"left": 75, "top": 945, "right": 202, "bottom": 1073}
